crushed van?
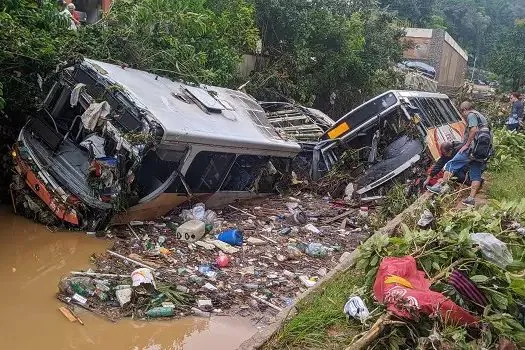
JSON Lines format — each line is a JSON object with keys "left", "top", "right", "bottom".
{"left": 312, "top": 90, "right": 466, "bottom": 196}
{"left": 11, "top": 59, "right": 301, "bottom": 229}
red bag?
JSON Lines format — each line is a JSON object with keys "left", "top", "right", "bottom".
{"left": 373, "top": 256, "right": 478, "bottom": 326}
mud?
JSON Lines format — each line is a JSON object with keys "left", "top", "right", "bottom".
{"left": 0, "top": 208, "right": 255, "bottom": 349}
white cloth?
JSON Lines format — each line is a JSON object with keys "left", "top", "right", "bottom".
{"left": 70, "top": 83, "right": 86, "bottom": 107}
{"left": 81, "top": 101, "right": 111, "bottom": 131}
{"left": 79, "top": 134, "right": 106, "bottom": 158}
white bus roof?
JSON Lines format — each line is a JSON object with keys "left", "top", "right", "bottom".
{"left": 83, "top": 59, "right": 301, "bottom": 157}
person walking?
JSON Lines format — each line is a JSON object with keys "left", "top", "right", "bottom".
{"left": 507, "top": 92, "right": 523, "bottom": 131}
{"left": 427, "top": 101, "right": 490, "bottom": 206}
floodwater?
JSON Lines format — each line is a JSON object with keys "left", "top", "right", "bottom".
{"left": 0, "top": 208, "right": 256, "bottom": 349}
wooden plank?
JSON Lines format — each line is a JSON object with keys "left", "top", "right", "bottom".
{"left": 59, "top": 307, "right": 77, "bottom": 322}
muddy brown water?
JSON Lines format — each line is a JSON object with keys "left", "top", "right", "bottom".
{"left": 0, "top": 208, "right": 256, "bottom": 349}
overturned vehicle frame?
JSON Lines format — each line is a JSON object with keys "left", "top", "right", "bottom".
{"left": 11, "top": 59, "right": 301, "bottom": 230}
{"left": 313, "top": 90, "right": 466, "bottom": 196}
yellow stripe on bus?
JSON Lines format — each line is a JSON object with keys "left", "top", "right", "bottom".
{"left": 328, "top": 122, "right": 350, "bottom": 139}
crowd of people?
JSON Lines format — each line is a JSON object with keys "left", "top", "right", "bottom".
{"left": 425, "top": 93, "right": 523, "bottom": 206}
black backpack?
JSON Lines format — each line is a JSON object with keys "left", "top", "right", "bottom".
{"left": 469, "top": 112, "right": 494, "bottom": 162}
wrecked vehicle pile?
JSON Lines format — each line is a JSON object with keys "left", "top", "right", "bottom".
{"left": 57, "top": 196, "right": 371, "bottom": 322}
{"left": 11, "top": 59, "right": 302, "bottom": 230}
{"left": 10, "top": 57, "right": 467, "bottom": 231}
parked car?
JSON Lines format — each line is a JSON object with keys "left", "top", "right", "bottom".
{"left": 11, "top": 59, "right": 301, "bottom": 229}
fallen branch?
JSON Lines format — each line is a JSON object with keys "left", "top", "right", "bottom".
{"left": 251, "top": 293, "right": 282, "bottom": 312}
{"left": 71, "top": 271, "right": 131, "bottom": 278}
{"left": 127, "top": 224, "right": 140, "bottom": 240}
{"left": 259, "top": 235, "right": 278, "bottom": 244}
{"left": 228, "top": 205, "right": 257, "bottom": 219}
{"left": 346, "top": 313, "right": 400, "bottom": 350}
{"left": 324, "top": 210, "right": 355, "bottom": 224}
{"left": 107, "top": 250, "right": 156, "bottom": 270}
{"left": 430, "top": 258, "right": 470, "bottom": 285}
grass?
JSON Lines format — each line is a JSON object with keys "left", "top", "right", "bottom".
{"left": 264, "top": 270, "right": 372, "bottom": 350}
{"left": 487, "top": 166, "right": 525, "bottom": 202}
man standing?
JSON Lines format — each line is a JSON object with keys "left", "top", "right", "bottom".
{"left": 507, "top": 92, "right": 523, "bottom": 131}
{"left": 427, "top": 101, "right": 489, "bottom": 206}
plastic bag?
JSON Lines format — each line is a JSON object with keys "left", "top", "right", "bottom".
{"left": 192, "top": 203, "right": 206, "bottom": 221}
{"left": 470, "top": 232, "right": 513, "bottom": 268}
{"left": 203, "top": 210, "right": 217, "bottom": 225}
{"left": 344, "top": 296, "right": 370, "bottom": 322}
{"left": 417, "top": 209, "right": 434, "bottom": 227}
{"left": 180, "top": 209, "right": 194, "bottom": 222}
{"left": 305, "top": 243, "right": 328, "bottom": 257}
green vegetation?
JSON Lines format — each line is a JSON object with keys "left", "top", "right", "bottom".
{"left": 266, "top": 128, "right": 525, "bottom": 350}
{"left": 2, "top": 0, "right": 524, "bottom": 120}
{"left": 266, "top": 272, "right": 367, "bottom": 349}
{"left": 267, "top": 198, "right": 525, "bottom": 349}
{"left": 488, "top": 166, "right": 525, "bottom": 202}
{"left": 249, "top": 0, "right": 405, "bottom": 117}
{"left": 489, "top": 19, "right": 525, "bottom": 90}
{"left": 487, "top": 129, "right": 525, "bottom": 202}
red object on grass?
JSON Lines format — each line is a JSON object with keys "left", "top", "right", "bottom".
{"left": 373, "top": 256, "right": 478, "bottom": 326}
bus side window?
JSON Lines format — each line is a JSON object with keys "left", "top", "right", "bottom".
{"left": 186, "top": 152, "right": 235, "bottom": 193}
{"left": 221, "top": 155, "right": 269, "bottom": 192}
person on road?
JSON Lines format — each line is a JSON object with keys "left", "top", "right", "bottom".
{"left": 427, "top": 101, "right": 489, "bottom": 206}
{"left": 507, "top": 92, "right": 523, "bottom": 131}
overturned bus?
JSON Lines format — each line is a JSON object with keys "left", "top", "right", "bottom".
{"left": 313, "top": 90, "right": 466, "bottom": 196}
{"left": 11, "top": 59, "right": 301, "bottom": 230}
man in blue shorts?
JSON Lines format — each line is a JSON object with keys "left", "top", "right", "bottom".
{"left": 427, "top": 101, "right": 488, "bottom": 206}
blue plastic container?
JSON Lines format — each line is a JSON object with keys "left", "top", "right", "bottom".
{"left": 217, "top": 229, "right": 243, "bottom": 246}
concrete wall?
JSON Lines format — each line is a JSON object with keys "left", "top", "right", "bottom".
{"left": 403, "top": 28, "right": 468, "bottom": 89}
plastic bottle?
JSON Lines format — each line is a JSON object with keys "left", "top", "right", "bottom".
{"left": 167, "top": 222, "right": 179, "bottom": 232}
{"left": 176, "top": 220, "right": 206, "bottom": 242}
{"left": 305, "top": 243, "right": 328, "bottom": 258}
{"left": 71, "top": 281, "right": 91, "bottom": 297}
{"left": 146, "top": 307, "right": 175, "bottom": 318}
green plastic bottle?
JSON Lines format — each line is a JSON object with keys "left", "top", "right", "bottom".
{"left": 71, "top": 281, "right": 89, "bottom": 297}
{"left": 167, "top": 222, "right": 179, "bottom": 232}
{"left": 146, "top": 307, "right": 175, "bottom": 318}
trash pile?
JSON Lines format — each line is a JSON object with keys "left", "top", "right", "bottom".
{"left": 57, "top": 194, "right": 372, "bottom": 322}
{"left": 343, "top": 200, "right": 525, "bottom": 349}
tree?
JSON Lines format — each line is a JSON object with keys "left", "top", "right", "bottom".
{"left": 77, "top": 0, "right": 259, "bottom": 86}
{"left": 0, "top": 0, "right": 259, "bottom": 117}
{"left": 0, "top": 0, "right": 73, "bottom": 117}
{"left": 379, "top": 0, "right": 435, "bottom": 26}
{"left": 489, "top": 19, "right": 525, "bottom": 90}
{"left": 249, "top": 0, "right": 405, "bottom": 117}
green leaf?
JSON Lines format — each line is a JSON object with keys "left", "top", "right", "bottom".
{"left": 470, "top": 275, "right": 489, "bottom": 283}
{"left": 364, "top": 266, "right": 378, "bottom": 287}
{"left": 369, "top": 255, "right": 379, "bottom": 267}
{"left": 509, "top": 276, "right": 525, "bottom": 297}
